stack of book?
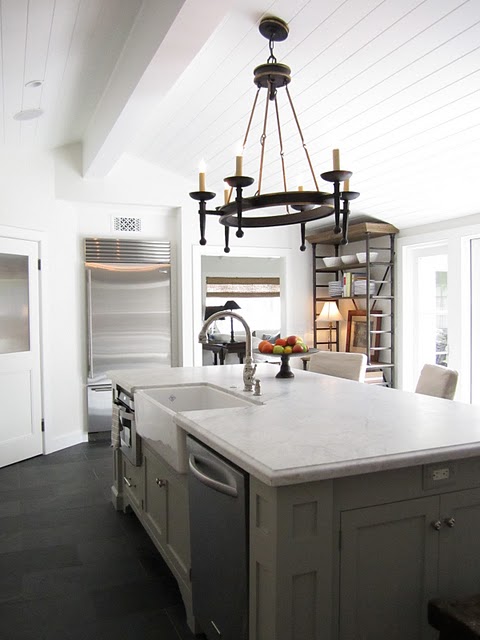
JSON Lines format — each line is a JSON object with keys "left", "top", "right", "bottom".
{"left": 328, "top": 280, "right": 343, "bottom": 297}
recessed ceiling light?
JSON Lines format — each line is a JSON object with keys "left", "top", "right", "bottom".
{"left": 25, "top": 80, "right": 43, "bottom": 88}
{"left": 13, "top": 108, "right": 44, "bottom": 121}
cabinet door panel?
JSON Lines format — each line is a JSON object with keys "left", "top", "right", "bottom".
{"left": 340, "top": 497, "right": 438, "bottom": 640}
{"left": 166, "top": 475, "right": 190, "bottom": 576}
{"left": 439, "top": 488, "right": 480, "bottom": 598}
{"left": 144, "top": 450, "right": 168, "bottom": 546}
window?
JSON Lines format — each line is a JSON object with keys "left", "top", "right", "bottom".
{"left": 205, "top": 276, "right": 280, "bottom": 335}
{"left": 416, "top": 253, "right": 448, "bottom": 367}
{"left": 401, "top": 242, "right": 449, "bottom": 390}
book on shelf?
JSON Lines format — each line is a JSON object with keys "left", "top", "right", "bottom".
{"left": 343, "top": 272, "right": 352, "bottom": 297}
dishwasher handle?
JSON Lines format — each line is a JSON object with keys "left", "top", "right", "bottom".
{"left": 188, "top": 453, "right": 238, "bottom": 498}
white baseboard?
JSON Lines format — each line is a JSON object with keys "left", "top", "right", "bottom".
{"left": 43, "top": 429, "right": 88, "bottom": 455}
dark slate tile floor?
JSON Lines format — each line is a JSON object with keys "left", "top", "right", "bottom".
{"left": 0, "top": 441, "right": 200, "bottom": 640}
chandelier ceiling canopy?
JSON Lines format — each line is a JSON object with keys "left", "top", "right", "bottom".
{"left": 189, "top": 16, "right": 359, "bottom": 253}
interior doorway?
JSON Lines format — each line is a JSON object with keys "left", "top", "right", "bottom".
{"left": 0, "top": 236, "right": 43, "bottom": 467}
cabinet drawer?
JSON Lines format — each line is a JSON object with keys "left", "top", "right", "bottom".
{"left": 122, "top": 454, "right": 144, "bottom": 513}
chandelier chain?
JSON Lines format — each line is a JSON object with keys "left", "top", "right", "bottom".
{"left": 242, "top": 86, "right": 261, "bottom": 151}
{"left": 285, "top": 85, "right": 319, "bottom": 191}
{"left": 267, "top": 38, "right": 277, "bottom": 64}
{"left": 256, "top": 85, "right": 271, "bottom": 196}
{"left": 274, "top": 94, "right": 290, "bottom": 213}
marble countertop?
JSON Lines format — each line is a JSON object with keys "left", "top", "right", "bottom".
{"left": 109, "top": 364, "right": 480, "bottom": 486}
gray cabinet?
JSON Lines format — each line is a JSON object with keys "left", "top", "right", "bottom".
{"left": 339, "top": 487, "right": 480, "bottom": 640}
{"left": 142, "top": 444, "right": 191, "bottom": 590}
{"left": 116, "top": 444, "right": 194, "bottom": 631}
{"left": 339, "top": 497, "right": 439, "bottom": 640}
{"left": 438, "top": 487, "right": 480, "bottom": 598}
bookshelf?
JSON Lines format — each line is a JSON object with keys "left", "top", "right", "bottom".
{"left": 307, "top": 220, "right": 399, "bottom": 387}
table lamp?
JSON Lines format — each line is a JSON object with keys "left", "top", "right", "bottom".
{"left": 316, "top": 301, "right": 344, "bottom": 351}
{"left": 222, "top": 300, "right": 241, "bottom": 343}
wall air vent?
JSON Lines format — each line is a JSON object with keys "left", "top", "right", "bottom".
{"left": 112, "top": 216, "right": 142, "bottom": 233}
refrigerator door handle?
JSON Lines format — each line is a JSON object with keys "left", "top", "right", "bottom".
{"left": 86, "top": 269, "right": 94, "bottom": 378}
{"left": 188, "top": 453, "right": 238, "bottom": 498}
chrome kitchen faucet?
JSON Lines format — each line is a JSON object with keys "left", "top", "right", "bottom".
{"left": 198, "top": 310, "right": 257, "bottom": 392}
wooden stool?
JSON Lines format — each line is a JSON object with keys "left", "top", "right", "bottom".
{"left": 428, "top": 595, "right": 480, "bottom": 639}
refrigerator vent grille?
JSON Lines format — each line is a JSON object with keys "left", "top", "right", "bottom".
{"left": 85, "top": 238, "right": 171, "bottom": 263}
{"left": 112, "top": 216, "right": 142, "bottom": 232}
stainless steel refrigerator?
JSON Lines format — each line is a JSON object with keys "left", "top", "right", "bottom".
{"left": 85, "top": 238, "right": 171, "bottom": 433}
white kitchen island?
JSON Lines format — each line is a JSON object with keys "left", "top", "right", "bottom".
{"left": 110, "top": 363, "right": 480, "bottom": 640}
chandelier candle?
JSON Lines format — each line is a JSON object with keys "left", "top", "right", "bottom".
{"left": 333, "top": 149, "right": 340, "bottom": 171}
{"left": 198, "top": 160, "right": 206, "bottom": 192}
{"left": 235, "top": 154, "right": 243, "bottom": 176}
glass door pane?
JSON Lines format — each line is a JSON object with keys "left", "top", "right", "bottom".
{"left": 0, "top": 253, "right": 30, "bottom": 354}
{"left": 416, "top": 253, "right": 448, "bottom": 368}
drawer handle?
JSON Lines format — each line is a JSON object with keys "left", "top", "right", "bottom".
{"left": 431, "top": 520, "right": 442, "bottom": 531}
{"left": 123, "top": 476, "right": 135, "bottom": 488}
{"left": 155, "top": 477, "right": 167, "bottom": 488}
{"left": 444, "top": 516, "right": 456, "bottom": 528}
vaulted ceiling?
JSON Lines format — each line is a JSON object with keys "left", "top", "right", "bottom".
{"left": 1, "top": 0, "right": 479, "bottom": 230}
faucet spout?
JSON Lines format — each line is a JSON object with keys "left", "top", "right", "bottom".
{"left": 199, "top": 310, "right": 256, "bottom": 392}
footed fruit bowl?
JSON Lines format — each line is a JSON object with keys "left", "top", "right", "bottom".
{"left": 255, "top": 335, "right": 317, "bottom": 378}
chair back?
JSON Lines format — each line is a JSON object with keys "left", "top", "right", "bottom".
{"left": 415, "top": 364, "right": 458, "bottom": 400}
{"left": 308, "top": 351, "right": 368, "bottom": 382}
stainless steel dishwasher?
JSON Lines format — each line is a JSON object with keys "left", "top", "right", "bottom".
{"left": 186, "top": 435, "right": 249, "bottom": 640}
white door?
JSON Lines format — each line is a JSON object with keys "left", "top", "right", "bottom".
{"left": 0, "top": 237, "right": 43, "bottom": 467}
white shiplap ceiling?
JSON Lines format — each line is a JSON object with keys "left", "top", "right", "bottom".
{"left": 1, "top": 0, "right": 480, "bottom": 231}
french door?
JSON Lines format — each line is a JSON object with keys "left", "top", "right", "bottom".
{"left": 472, "top": 238, "right": 480, "bottom": 405}
{"left": 0, "top": 237, "right": 43, "bottom": 467}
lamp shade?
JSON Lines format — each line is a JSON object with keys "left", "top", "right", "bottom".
{"left": 223, "top": 300, "right": 241, "bottom": 311}
{"left": 316, "top": 301, "right": 343, "bottom": 323}
{"left": 204, "top": 305, "right": 224, "bottom": 320}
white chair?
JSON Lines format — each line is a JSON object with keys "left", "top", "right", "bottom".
{"left": 415, "top": 364, "right": 458, "bottom": 400}
{"left": 308, "top": 351, "right": 368, "bottom": 382}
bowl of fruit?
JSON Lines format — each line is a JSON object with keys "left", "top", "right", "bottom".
{"left": 255, "top": 336, "right": 315, "bottom": 378}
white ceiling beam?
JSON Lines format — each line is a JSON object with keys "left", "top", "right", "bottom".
{"left": 82, "top": 0, "right": 234, "bottom": 178}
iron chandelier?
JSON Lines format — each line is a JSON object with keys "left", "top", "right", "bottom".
{"left": 189, "top": 16, "right": 359, "bottom": 253}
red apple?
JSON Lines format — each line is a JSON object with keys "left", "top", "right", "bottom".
{"left": 275, "top": 338, "right": 287, "bottom": 347}
{"left": 286, "top": 335, "right": 297, "bottom": 346}
{"left": 292, "top": 344, "right": 303, "bottom": 353}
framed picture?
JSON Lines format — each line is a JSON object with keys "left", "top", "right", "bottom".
{"left": 346, "top": 310, "right": 382, "bottom": 361}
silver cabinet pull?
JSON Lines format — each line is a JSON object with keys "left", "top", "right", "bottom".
{"left": 444, "top": 516, "right": 456, "bottom": 528}
{"left": 123, "top": 476, "right": 134, "bottom": 488}
{"left": 431, "top": 520, "right": 442, "bottom": 531}
{"left": 155, "top": 477, "right": 166, "bottom": 488}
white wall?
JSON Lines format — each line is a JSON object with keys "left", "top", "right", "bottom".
{"left": 0, "top": 149, "right": 84, "bottom": 453}
{"left": 0, "top": 145, "right": 313, "bottom": 455}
